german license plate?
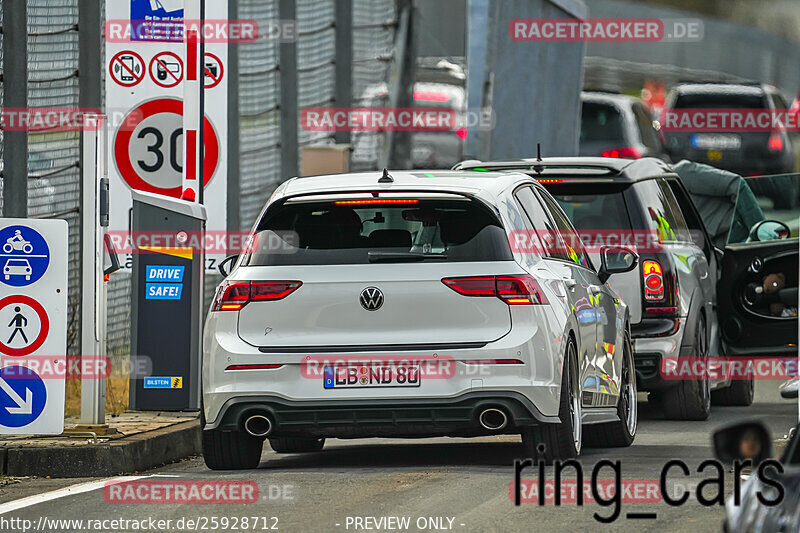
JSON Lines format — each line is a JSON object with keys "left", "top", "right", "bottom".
{"left": 691, "top": 134, "right": 741, "bottom": 150}
{"left": 323, "top": 364, "right": 421, "bottom": 389}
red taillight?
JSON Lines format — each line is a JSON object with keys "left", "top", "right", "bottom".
{"left": 212, "top": 281, "right": 302, "bottom": 311}
{"left": 333, "top": 199, "right": 419, "bottom": 205}
{"left": 768, "top": 133, "right": 784, "bottom": 152}
{"left": 536, "top": 178, "right": 564, "bottom": 184}
{"left": 412, "top": 90, "right": 449, "bottom": 102}
{"left": 442, "top": 275, "right": 548, "bottom": 305}
{"left": 642, "top": 260, "right": 664, "bottom": 301}
{"left": 251, "top": 281, "right": 303, "bottom": 301}
{"left": 226, "top": 364, "right": 284, "bottom": 371}
{"left": 442, "top": 277, "right": 496, "bottom": 296}
{"left": 602, "top": 147, "right": 642, "bottom": 159}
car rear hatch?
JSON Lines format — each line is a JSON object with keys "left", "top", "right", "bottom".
{"left": 664, "top": 92, "right": 775, "bottom": 169}
{"left": 228, "top": 192, "right": 519, "bottom": 347}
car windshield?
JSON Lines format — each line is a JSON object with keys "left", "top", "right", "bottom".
{"left": 242, "top": 197, "right": 513, "bottom": 265}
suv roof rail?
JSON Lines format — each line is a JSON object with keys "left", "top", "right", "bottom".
{"left": 675, "top": 79, "right": 762, "bottom": 87}
{"left": 457, "top": 159, "right": 624, "bottom": 175}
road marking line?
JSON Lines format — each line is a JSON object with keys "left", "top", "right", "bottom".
{"left": 0, "top": 475, "right": 150, "bottom": 515}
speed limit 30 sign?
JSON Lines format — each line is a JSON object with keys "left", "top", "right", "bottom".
{"left": 114, "top": 98, "right": 219, "bottom": 197}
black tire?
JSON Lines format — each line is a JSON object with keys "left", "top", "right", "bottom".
{"left": 202, "top": 429, "right": 264, "bottom": 470}
{"left": 661, "top": 315, "right": 711, "bottom": 421}
{"left": 584, "top": 331, "right": 637, "bottom": 448}
{"left": 268, "top": 437, "right": 326, "bottom": 453}
{"left": 521, "top": 337, "right": 580, "bottom": 463}
{"left": 712, "top": 374, "right": 755, "bottom": 406}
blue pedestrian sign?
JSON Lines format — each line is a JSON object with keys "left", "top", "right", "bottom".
{"left": 0, "top": 366, "right": 46, "bottom": 428}
{"left": 0, "top": 225, "right": 50, "bottom": 287}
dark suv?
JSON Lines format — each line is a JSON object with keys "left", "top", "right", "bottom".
{"left": 455, "top": 157, "right": 795, "bottom": 420}
{"left": 663, "top": 82, "right": 798, "bottom": 208}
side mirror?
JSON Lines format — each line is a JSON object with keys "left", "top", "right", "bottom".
{"left": 713, "top": 420, "right": 772, "bottom": 465}
{"left": 218, "top": 254, "right": 239, "bottom": 278}
{"left": 748, "top": 220, "right": 791, "bottom": 242}
{"left": 598, "top": 246, "right": 638, "bottom": 284}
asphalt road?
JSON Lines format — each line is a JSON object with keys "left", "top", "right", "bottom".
{"left": 0, "top": 381, "right": 795, "bottom": 533}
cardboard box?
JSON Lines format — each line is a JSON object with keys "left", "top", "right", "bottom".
{"left": 301, "top": 144, "right": 352, "bottom": 177}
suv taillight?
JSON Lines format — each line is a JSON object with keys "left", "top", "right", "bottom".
{"left": 642, "top": 260, "right": 664, "bottom": 301}
{"left": 442, "top": 275, "right": 548, "bottom": 305}
{"left": 768, "top": 132, "right": 784, "bottom": 152}
{"left": 602, "top": 147, "right": 642, "bottom": 159}
{"left": 212, "top": 280, "right": 302, "bottom": 311}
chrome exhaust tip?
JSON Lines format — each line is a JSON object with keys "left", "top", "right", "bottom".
{"left": 244, "top": 414, "right": 273, "bottom": 437}
{"left": 479, "top": 408, "right": 508, "bottom": 431}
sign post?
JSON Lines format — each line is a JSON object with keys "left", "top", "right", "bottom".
{"left": 0, "top": 220, "right": 68, "bottom": 434}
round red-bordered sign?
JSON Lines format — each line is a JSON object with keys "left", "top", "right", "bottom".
{"left": 203, "top": 52, "right": 224, "bottom": 89}
{"left": 109, "top": 51, "right": 145, "bottom": 87}
{"left": 0, "top": 295, "right": 50, "bottom": 357}
{"left": 113, "top": 98, "right": 219, "bottom": 197}
{"left": 149, "top": 51, "right": 184, "bottom": 89}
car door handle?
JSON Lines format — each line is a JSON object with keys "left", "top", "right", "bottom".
{"left": 588, "top": 285, "right": 602, "bottom": 295}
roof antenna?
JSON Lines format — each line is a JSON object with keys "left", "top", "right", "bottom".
{"left": 378, "top": 168, "right": 394, "bottom": 183}
{"left": 532, "top": 143, "right": 545, "bottom": 174}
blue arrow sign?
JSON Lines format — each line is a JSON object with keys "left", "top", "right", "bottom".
{"left": 0, "top": 366, "right": 46, "bottom": 427}
{"left": 0, "top": 225, "right": 50, "bottom": 287}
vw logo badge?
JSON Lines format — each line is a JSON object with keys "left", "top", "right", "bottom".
{"left": 360, "top": 287, "right": 384, "bottom": 311}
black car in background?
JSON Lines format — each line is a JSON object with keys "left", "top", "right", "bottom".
{"left": 663, "top": 82, "right": 798, "bottom": 208}
{"left": 580, "top": 91, "right": 671, "bottom": 162}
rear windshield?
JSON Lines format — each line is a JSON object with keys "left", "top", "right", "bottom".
{"left": 242, "top": 197, "right": 513, "bottom": 266}
{"left": 672, "top": 93, "right": 766, "bottom": 109}
{"left": 580, "top": 102, "right": 625, "bottom": 143}
{"left": 545, "top": 183, "right": 633, "bottom": 232}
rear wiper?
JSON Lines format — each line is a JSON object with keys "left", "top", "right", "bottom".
{"left": 368, "top": 251, "right": 448, "bottom": 263}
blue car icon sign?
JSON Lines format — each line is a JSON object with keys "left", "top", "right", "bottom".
{"left": 4, "top": 259, "right": 32, "bottom": 281}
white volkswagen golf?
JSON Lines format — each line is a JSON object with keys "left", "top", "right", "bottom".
{"left": 202, "top": 170, "right": 639, "bottom": 469}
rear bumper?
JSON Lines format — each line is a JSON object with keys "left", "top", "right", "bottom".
{"left": 202, "top": 305, "right": 567, "bottom": 428}
{"left": 204, "top": 392, "right": 559, "bottom": 438}
{"left": 632, "top": 318, "right": 685, "bottom": 391}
